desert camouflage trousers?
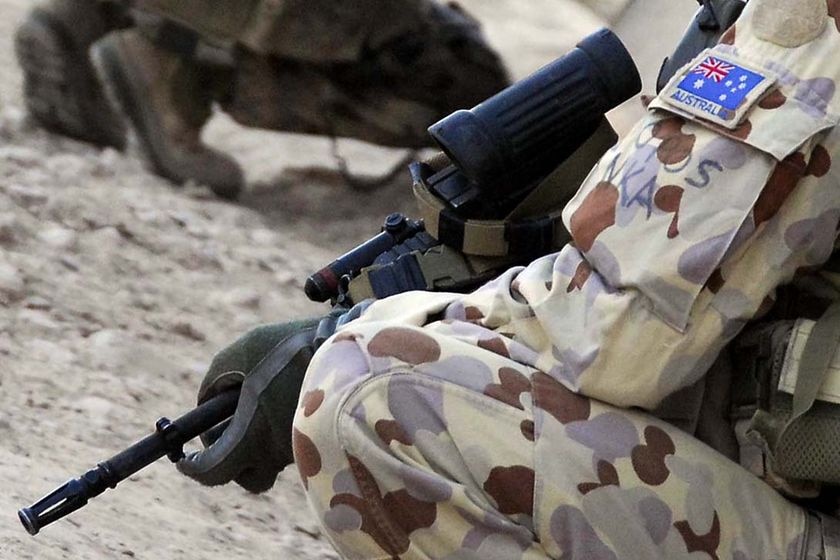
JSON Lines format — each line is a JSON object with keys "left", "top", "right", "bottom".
{"left": 293, "top": 318, "right": 840, "bottom": 560}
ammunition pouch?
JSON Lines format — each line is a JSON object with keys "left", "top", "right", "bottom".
{"left": 732, "top": 302, "right": 840, "bottom": 492}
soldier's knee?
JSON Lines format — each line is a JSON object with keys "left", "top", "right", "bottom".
{"left": 292, "top": 362, "right": 427, "bottom": 559}
{"left": 291, "top": 331, "right": 395, "bottom": 488}
{"left": 293, "top": 361, "right": 407, "bottom": 473}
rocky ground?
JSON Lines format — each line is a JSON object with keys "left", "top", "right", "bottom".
{"left": 0, "top": 1, "right": 697, "bottom": 558}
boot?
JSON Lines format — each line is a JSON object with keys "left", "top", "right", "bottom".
{"left": 91, "top": 29, "right": 244, "bottom": 199}
{"left": 14, "top": 0, "right": 127, "bottom": 148}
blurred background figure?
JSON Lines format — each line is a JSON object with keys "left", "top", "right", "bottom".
{"left": 14, "top": 0, "right": 510, "bottom": 198}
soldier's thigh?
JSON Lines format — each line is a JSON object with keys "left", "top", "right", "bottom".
{"left": 294, "top": 321, "right": 812, "bottom": 559}
{"left": 294, "top": 323, "right": 548, "bottom": 559}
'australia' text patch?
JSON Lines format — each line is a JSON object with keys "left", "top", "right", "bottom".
{"left": 662, "top": 50, "right": 776, "bottom": 129}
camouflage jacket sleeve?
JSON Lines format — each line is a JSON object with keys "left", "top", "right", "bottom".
{"left": 353, "top": 0, "right": 840, "bottom": 410}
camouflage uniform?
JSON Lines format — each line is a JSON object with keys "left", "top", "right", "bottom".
{"left": 136, "top": 0, "right": 447, "bottom": 60}
{"left": 16, "top": 0, "right": 507, "bottom": 195}
{"left": 294, "top": 0, "right": 840, "bottom": 558}
{"left": 128, "top": 0, "right": 508, "bottom": 148}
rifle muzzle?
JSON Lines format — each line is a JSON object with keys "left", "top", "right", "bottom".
{"left": 19, "top": 390, "right": 239, "bottom": 535}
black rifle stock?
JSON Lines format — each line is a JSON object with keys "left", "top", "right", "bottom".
{"left": 19, "top": 390, "right": 239, "bottom": 536}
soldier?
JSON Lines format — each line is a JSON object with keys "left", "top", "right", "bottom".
{"left": 15, "top": 0, "right": 509, "bottom": 199}
{"left": 176, "top": 0, "right": 840, "bottom": 558}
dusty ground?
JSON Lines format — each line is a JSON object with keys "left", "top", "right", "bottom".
{"left": 0, "top": 1, "right": 697, "bottom": 558}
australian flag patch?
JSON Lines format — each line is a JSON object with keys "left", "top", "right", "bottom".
{"left": 662, "top": 50, "right": 775, "bottom": 129}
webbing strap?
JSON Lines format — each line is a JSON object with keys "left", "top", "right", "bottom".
{"left": 346, "top": 245, "right": 512, "bottom": 304}
{"left": 413, "top": 181, "right": 566, "bottom": 257}
{"left": 789, "top": 301, "right": 840, "bottom": 423}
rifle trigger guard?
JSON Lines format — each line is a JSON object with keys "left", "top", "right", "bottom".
{"left": 155, "top": 417, "right": 185, "bottom": 463}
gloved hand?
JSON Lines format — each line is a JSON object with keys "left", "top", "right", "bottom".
{"left": 177, "top": 318, "right": 321, "bottom": 493}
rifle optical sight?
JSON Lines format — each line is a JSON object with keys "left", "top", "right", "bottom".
{"left": 428, "top": 28, "right": 641, "bottom": 197}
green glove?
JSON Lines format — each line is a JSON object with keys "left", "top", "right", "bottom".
{"left": 177, "top": 318, "right": 320, "bottom": 493}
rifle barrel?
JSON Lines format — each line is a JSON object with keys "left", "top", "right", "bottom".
{"left": 19, "top": 390, "right": 239, "bottom": 536}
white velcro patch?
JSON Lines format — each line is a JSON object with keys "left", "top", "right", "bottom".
{"left": 753, "top": 0, "right": 828, "bottom": 48}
